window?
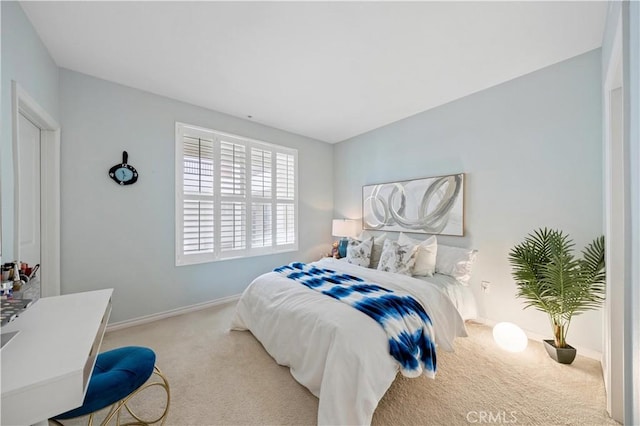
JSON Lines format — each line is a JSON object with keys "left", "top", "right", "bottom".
{"left": 176, "top": 122, "right": 298, "bottom": 265}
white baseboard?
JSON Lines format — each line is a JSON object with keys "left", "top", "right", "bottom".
{"left": 106, "top": 302, "right": 603, "bottom": 361}
{"left": 106, "top": 294, "right": 241, "bottom": 332}
{"left": 474, "top": 317, "right": 602, "bottom": 361}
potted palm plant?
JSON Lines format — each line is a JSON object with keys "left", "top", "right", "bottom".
{"left": 508, "top": 228, "right": 605, "bottom": 364}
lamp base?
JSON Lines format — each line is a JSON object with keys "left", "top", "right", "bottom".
{"left": 338, "top": 238, "right": 349, "bottom": 258}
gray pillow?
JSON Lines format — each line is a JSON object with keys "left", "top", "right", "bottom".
{"left": 346, "top": 237, "right": 373, "bottom": 268}
{"left": 358, "top": 231, "right": 388, "bottom": 268}
{"left": 376, "top": 239, "right": 417, "bottom": 276}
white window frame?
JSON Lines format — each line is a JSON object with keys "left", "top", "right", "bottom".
{"left": 175, "top": 122, "right": 298, "bottom": 266}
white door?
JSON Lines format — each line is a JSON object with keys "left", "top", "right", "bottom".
{"left": 18, "top": 113, "right": 41, "bottom": 269}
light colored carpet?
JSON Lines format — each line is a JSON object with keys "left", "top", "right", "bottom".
{"left": 54, "top": 301, "right": 618, "bottom": 426}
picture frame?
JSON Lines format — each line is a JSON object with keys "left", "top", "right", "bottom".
{"left": 362, "top": 173, "right": 464, "bottom": 236}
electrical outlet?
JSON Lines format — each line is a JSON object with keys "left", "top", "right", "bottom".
{"left": 481, "top": 281, "right": 491, "bottom": 293}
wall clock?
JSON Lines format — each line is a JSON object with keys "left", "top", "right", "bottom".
{"left": 109, "top": 151, "right": 138, "bottom": 186}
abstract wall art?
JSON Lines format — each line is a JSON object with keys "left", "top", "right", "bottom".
{"left": 362, "top": 173, "right": 464, "bottom": 236}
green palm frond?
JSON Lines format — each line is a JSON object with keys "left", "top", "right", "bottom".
{"left": 509, "top": 228, "right": 606, "bottom": 347}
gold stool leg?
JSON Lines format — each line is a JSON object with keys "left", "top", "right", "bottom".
{"left": 51, "top": 365, "right": 170, "bottom": 426}
{"left": 114, "top": 365, "right": 171, "bottom": 426}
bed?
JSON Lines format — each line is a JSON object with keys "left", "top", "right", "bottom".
{"left": 231, "top": 256, "right": 472, "bottom": 425}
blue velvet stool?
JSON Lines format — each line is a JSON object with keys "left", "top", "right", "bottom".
{"left": 52, "top": 346, "right": 170, "bottom": 426}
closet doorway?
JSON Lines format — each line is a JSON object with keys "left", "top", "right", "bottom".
{"left": 12, "top": 81, "right": 61, "bottom": 297}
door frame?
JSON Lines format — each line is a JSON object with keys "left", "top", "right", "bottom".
{"left": 12, "top": 81, "right": 61, "bottom": 297}
{"left": 602, "top": 10, "right": 624, "bottom": 421}
{"left": 623, "top": 2, "right": 640, "bottom": 423}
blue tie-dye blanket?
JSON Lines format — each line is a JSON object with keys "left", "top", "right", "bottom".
{"left": 273, "top": 262, "right": 436, "bottom": 378}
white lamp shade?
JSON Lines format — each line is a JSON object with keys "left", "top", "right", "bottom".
{"left": 493, "top": 322, "right": 528, "bottom": 353}
{"left": 332, "top": 219, "right": 358, "bottom": 238}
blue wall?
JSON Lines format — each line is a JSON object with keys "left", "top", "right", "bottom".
{"left": 2, "top": 2, "right": 333, "bottom": 323}
{"left": 59, "top": 69, "right": 333, "bottom": 323}
{"left": 2, "top": 1, "right": 610, "bottom": 353}
{"left": 1, "top": 1, "right": 60, "bottom": 260}
{"left": 334, "top": 50, "right": 604, "bottom": 352}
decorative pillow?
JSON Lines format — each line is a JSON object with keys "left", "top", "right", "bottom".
{"left": 398, "top": 233, "right": 437, "bottom": 277}
{"left": 377, "top": 239, "right": 417, "bottom": 276}
{"left": 357, "top": 231, "right": 388, "bottom": 269}
{"left": 435, "top": 244, "right": 478, "bottom": 285}
{"left": 346, "top": 237, "right": 374, "bottom": 268}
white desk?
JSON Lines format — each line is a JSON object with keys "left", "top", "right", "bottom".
{"left": 1, "top": 289, "right": 113, "bottom": 426}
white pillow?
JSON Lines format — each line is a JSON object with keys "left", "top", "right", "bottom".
{"left": 376, "top": 239, "right": 417, "bottom": 276}
{"left": 358, "top": 230, "right": 388, "bottom": 269}
{"left": 346, "top": 237, "right": 373, "bottom": 268}
{"left": 398, "top": 233, "right": 437, "bottom": 277}
{"left": 435, "top": 244, "right": 478, "bottom": 285}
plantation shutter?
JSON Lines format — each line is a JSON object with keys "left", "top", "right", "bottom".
{"left": 276, "top": 153, "right": 295, "bottom": 245}
{"left": 251, "top": 148, "right": 272, "bottom": 198}
{"left": 176, "top": 122, "right": 297, "bottom": 266}
{"left": 182, "top": 136, "right": 214, "bottom": 255}
{"left": 220, "top": 141, "right": 246, "bottom": 251}
{"left": 251, "top": 148, "right": 273, "bottom": 248}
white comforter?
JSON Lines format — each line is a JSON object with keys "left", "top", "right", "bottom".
{"left": 230, "top": 258, "right": 467, "bottom": 425}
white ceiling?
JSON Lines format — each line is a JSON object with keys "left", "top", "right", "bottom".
{"left": 21, "top": 1, "right": 607, "bottom": 143}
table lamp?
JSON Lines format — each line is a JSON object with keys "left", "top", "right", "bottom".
{"left": 332, "top": 219, "right": 358, "bottom": 258}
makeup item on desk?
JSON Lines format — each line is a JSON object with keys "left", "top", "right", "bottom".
{"left": 3, "top": 263, "right": 16, "bottom": 281}
{"left": 29, "top": 264, "right": 40, "bottom": 280}
{"left": 1, "top": 263, "right": 10, "bottom": 279}
{"left": 1, "top": 281, "right": 13, "bottom": 299}
{"left": 13, "top": 262, "right": 21, "bottom": 285}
